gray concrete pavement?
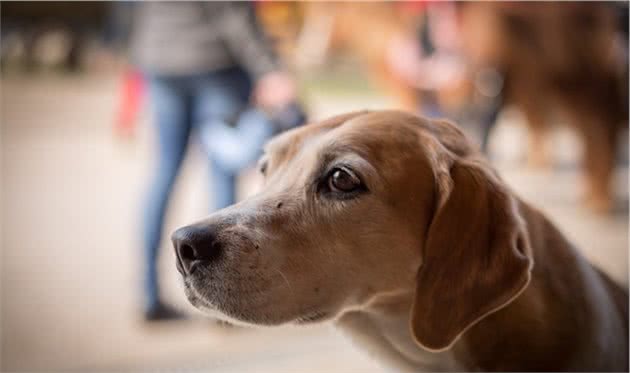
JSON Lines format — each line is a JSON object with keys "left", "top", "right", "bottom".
{"left": 1, "top": 73, "right": 627, "bottom": 372}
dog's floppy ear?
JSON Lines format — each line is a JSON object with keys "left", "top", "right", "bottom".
{"left": 410, "top": 160, "right": 533, "bottom": 352}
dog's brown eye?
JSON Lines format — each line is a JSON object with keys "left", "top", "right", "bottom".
{"left": 329, "top": 168, "right": 361, "bottom": 192}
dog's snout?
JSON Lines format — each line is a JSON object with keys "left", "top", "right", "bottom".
{"left": 172, "top": 225, "right": 222, "bottom": 275}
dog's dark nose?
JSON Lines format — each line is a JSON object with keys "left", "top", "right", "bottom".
{"left": 171, "top": 225, "right": 222, "bottom": 276}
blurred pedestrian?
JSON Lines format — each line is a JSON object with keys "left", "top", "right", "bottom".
{"left": 130, "top": 1, "right": 301, "bottom": 321}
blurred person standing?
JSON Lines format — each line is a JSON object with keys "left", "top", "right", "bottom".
{"left": 130, "top": 1, "right": 298, "bottom": 321}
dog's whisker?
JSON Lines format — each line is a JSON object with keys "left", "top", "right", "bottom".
{"left": 274, "top": 268, "right": 294, "bottom": 297}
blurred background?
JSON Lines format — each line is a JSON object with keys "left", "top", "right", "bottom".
{"left": 1, "top": 1, "right": 628, "bottom": 372}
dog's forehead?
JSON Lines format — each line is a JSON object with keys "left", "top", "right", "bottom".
{"left": 265, "top": 111, "right": 368, "bottom": 161}
{"left": 265, "top": 110, "right": 428, "bottom": 164}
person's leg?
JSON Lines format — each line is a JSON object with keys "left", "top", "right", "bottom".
{"left": 142, "top": 76, "right": 191, "bottom": 314}
{"left": 208, "top": 157, "right": 238, "bottom": 210}
{"left": 194, "top": 68, "right": 265, "bottom": 210}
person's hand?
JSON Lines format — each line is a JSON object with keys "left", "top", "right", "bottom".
{"left": 254, "top": 71, "right": 296, "bottom": 110}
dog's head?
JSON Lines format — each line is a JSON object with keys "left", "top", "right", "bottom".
{"left": 173, "top": 110, "right": 532, "bottom": 351}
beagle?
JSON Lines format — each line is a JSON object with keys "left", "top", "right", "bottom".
{"left": 172, "top": 111, "right": 628, "bottom": 372}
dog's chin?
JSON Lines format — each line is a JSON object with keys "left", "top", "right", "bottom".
{"left": 183, "top": 280, "right": 333, "bottom": 327}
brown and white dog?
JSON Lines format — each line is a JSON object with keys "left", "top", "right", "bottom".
{"left": 172, "top": 111, "right": 628, "bottom": 372}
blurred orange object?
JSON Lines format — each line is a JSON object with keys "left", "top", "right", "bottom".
{"left": 114, "top": 68, "right": 144, "bottom": 139}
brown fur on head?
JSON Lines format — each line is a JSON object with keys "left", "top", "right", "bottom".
{"left": 174, "top": 110, "right": 532, "bottom": 350}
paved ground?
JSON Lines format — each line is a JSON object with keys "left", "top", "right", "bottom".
{"left": 1, "top": 72, "right": 627, "bottom": 372}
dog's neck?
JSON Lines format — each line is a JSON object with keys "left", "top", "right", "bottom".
{"left": 335, "top": 291, "right": 464, "bottom": 372}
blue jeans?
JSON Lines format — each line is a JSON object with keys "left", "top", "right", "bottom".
{"left": 142, "top": 67, "right": 273, "bottom": 309}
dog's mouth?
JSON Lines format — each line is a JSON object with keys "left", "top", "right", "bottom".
{"left": 183, "top": 278, "right": 216, "bottom": 310}
{"left": 294, "top": 311, "right": 330, "bottom": 324}
{"left": 184, "top": 276, "right": 334, "bottom": 326}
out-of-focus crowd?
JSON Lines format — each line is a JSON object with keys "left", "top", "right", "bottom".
{"left": 4, "top": 1, "right": 626, "bottom": 208}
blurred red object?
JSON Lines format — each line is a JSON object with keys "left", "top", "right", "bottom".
{"left": 114, "top": 69, "right": 144, "bottom": 139}
{"left": 396, "top": 0, "right": 428, "bottom": 14}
